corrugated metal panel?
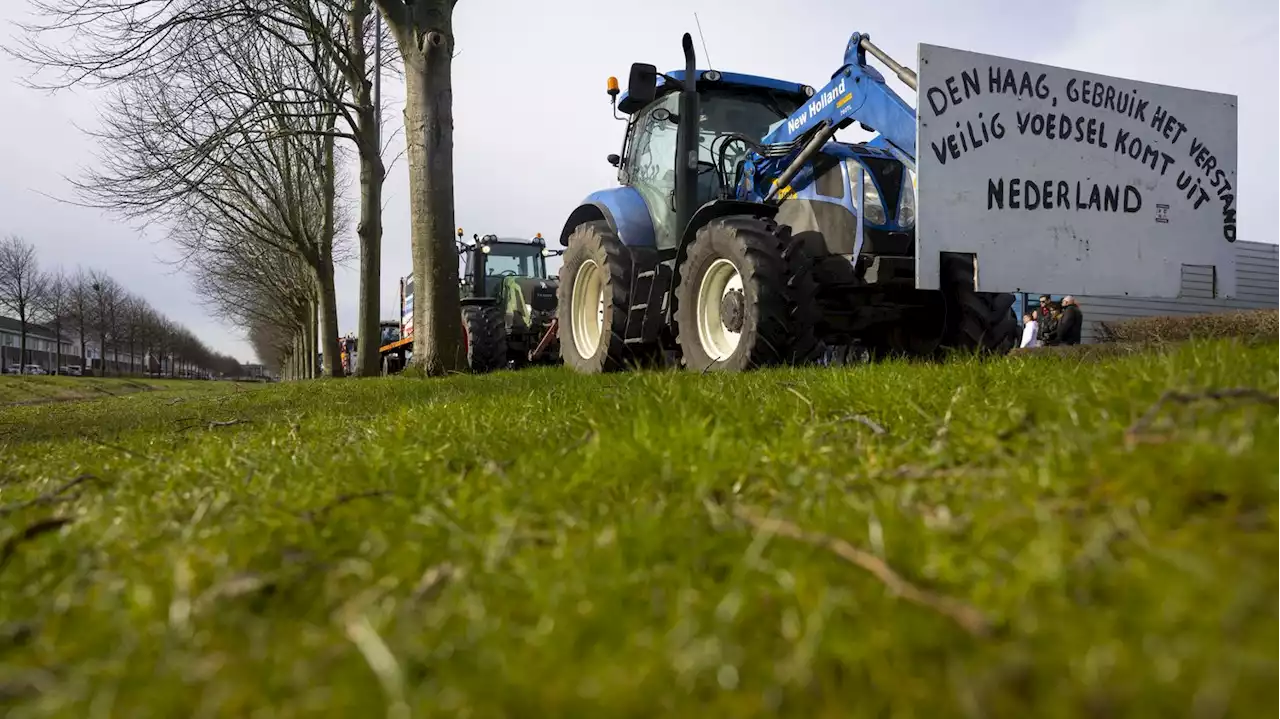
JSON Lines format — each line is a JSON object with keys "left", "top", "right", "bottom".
{"left": 1179, "top": 264, "right": 1216, "bottom": 299}
{"left": 1053, "top": 241, "right": 1278, "bottom": 343}
{"left": 1235, "top": 242, "right": 1278, "bottom": 303}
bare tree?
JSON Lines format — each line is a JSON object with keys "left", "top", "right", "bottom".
{"left": 87, "top": 270, "right": 124, "bottom": 375}
{"left": 32, "top": 8, "right": 355, "bottom": 377}
{"left": 66, "top": 269, "right": 95, "bottom": 370}
{"left": 0, "top": 235, "right": 49, "bottom": 369}
{"left": 192, "top": 238, "right": 323, "bottom": 379}
{"left": 120, "top": 292, "right": 152, "bottom": 374}
{"left": 40, "top": 270, "right": 73, "bottom": 372}
{"left": 369, "top": 0, "right": 463, "bottom": 375}
{"left": 11, "top": 0, "right": 400, "bottom": 376}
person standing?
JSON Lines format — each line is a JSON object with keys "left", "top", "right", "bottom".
{"left": 1057, "top": 296, "right": 1083, "bottom": 345}
{"left": 1019, "top": 312, "right": 1040, "bottom": 349}
{"left": 1038, "top": 298, "right": 1059, "bottom": 345}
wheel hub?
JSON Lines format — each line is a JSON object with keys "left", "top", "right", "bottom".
{"left": 570, "top": 259, "right": 605, "bottom": 358}
{"left": 720, "top": 289, "right": 745, "bottom": 333}
{"left": 695, "top": 258, "right": 745, "bottom": 361}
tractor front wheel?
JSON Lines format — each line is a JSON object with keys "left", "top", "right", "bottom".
{"left": 461, "top": 304, "right": 506, "bottom": 373}
{"left": 557, "top": 221, "right": 633, "bottom": 374}
{"left": 673, "top": 216, "right": 818, "bottom": 372}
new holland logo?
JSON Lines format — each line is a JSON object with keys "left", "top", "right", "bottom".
{"left": 786, "top": 77, "right": 849, "bottom": 135}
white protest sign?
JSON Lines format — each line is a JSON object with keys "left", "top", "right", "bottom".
{"left": 915, "top": 43, "right": 1238, "bottom": 298}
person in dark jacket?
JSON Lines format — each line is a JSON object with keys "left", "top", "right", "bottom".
{"left": 1038, "top": 299, "right": 1060, "bottom": 344}
{"left": 1035, "top": 295, "right": 1051, "bottom": 338}
{"left": 1055, "top": 296, "right": 1083, "bottom": 345}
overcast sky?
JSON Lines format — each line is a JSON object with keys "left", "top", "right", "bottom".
{"left": 1, "top": 0, "right": 1275, "bottom": 362}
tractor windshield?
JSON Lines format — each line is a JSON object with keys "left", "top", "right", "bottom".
{"left": 469, "top": 242, "right": 549, "bottom": 279}
{"left": 697, "top": 88, "right": 802, "bottom": 195}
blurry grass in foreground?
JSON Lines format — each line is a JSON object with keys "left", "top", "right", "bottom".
{"left": 0, "top": 338, "right": 1275, "bottom": 717}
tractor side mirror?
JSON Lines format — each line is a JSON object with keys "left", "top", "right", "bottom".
{"left": 607, "top": 153, "right": 620, "bottom": 167}
{"left": 652, "top": 107, "right": 676, "bottom": 124}
{"left": 618, "top": 63, "right": 657, "bottom": 114}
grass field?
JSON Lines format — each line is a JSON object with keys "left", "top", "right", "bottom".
{"left": 0, "top": 339, "right": 1275, "bottom": 717}
{"left": 0, "top": 375, "right": 254, "bottom": 406}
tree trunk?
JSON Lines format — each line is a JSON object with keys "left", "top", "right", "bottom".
{"left": 352, "top": 0, "right": 385, "bottom": 378}
{"left": 18, "top": 323, "right": 27, "bottom": 369}
{"left": 302, "top": 302, "right": 313, "bottom": 379}
{"left": 309, "top": 299, "right": 318, "bottom": 379}
{"left": 317, "top": 112, "right": 343, "bottom": 379}
{"left": 355, "top": 132, "right": 385, "bottom": 378}
{"left": 318, "top": 264, "right": 342, "bottom": 379}
{"left": 312, "top": 301, "right": 319, "bottom": 378}
{"left": 398, "top": 16, "right": 463, "bottom": 375}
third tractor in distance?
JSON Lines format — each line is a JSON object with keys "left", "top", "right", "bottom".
{"left": 554, "top": 31, "right": 1018, "bottom": 374}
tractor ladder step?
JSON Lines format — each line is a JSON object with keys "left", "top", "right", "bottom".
{"left": 624, "top": 269, "right": 658, "bottom": 343}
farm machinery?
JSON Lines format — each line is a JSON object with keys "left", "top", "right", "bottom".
{"left": 555, "top": 32, "right": 1018, "bottom": 373}
{"left": 378, "top": 230, "right": 563, "bottom": 374}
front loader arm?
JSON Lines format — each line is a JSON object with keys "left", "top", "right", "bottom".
{"left": 755, "top": 32, "right": 918, "bottom": 194}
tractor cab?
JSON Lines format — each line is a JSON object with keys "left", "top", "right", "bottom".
{"left": 461, "top": 234, "right": 554, "bottom": 298}
{"left": 460, "top": 233, "right": 561, "bottom": 328}
{"left": 609, "top": 69, "right": 814, "bottom": 249}
{"left": 607, "top": 67, "right": 915, "bottom": 253}
{"left": 378, "top": 320, "right": 400, "bottom": 346}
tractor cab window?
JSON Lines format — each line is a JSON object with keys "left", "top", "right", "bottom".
{"left": 697, "top": 89, "right": 801, "bottom": 200}
{"left": 485, "top": 242, "right": 549, "bottom": 279}
{"left": 464, "top": 242, "right": 549, "bottom": 283}
{"left": 625, "top": 93, "right": 681, "bottom": 248}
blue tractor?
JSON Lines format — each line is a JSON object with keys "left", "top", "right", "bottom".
{"left": 555, "top": 32, "right": 1018, "bottom": 373}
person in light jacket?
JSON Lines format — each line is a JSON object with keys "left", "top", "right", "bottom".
{"left": 1019, "top": 312, "right": 1040, "bottom": 349}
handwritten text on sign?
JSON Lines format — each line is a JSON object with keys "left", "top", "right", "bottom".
{"left": 923, "top": 66, "right": 1235, "bottom": 238}
{"left": 913, "top": 44, "right": 1238, "bottom": 299}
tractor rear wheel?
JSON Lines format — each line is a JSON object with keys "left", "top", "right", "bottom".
{"left": 673, "top": 216, "right": 818, "bottom": 372}
{"left": 940, "top": 253, "right": 1018, "bottom": 354}
{"left": 461, "top": 304, "right": 507, "bottom": 373}
{"left": 557, "top": 221, "right": 633, "bottom": 374}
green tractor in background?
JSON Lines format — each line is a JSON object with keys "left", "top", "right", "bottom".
{"left": 456, "top": 229, "right": 564, "bottom": 373}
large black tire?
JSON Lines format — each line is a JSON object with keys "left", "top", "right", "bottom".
{"left": 557, "top": 221, "right": 634, "bottom": 374}
{"left": 461, "top": 304, "right": 507, "bottom": 373}
{"left": 673, "top": 216, "right": 818, "bottom": 372}
{"left": 940, "top": 253, "right": 1018, "bottom": 354}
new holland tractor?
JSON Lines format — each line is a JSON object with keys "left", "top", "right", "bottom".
{"left": 554, "top": 32, "right": 1017, "bottom": 373}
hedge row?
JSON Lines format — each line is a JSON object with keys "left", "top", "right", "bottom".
{"left": 1096, "top": 308, "right": 1278, "bottom": 344}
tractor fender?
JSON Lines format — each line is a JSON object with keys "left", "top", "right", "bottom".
{"left": 558, "top": 187, "right": 656, "bottom": 249}
{"left": 665, "top": 199, "right": 778, "bottom": 323}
